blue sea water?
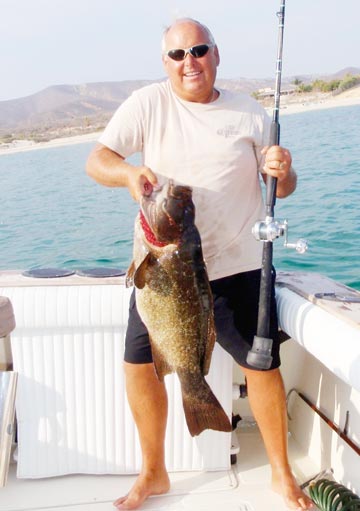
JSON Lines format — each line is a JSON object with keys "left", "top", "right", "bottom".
{"left": 0, "top": 104, "right": 359, "bottom": 290}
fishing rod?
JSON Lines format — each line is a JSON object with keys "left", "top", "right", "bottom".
{"left": 246, "top": 0, "right": 307, "bottom": 369}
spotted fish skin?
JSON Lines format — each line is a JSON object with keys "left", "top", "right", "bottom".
{"left": 127, "top": 181, "right": 232, "bottom": 437}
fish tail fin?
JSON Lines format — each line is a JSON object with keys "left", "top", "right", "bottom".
{"left": 179, "top": 373, "right": 232, "bottom": 437}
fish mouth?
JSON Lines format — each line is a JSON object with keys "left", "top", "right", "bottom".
{"left": 139, "top": 210, "right": 168, "bottom": 247}
{"left": 140, "top": 184, "right": 169, "bottom": 247}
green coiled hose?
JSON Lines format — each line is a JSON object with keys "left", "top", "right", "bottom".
{"left": 309, "top": 479, "right": 360, "bottom": 510}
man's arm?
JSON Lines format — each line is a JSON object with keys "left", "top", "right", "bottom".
{"left": 86, "top": 143, "right": 158, "bottom": 201}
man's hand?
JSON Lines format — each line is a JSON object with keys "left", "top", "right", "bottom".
{"left": 86, "top": 144, "right": 159, "bottom": 202}
{"left": 262, "top": 145, "right": 292, "bottom": 180}
{"left": 126, "top": 166, "right": 159, "bottom": 201}
{"left": 261, "top": 145, "right": 297, "bottom": 198}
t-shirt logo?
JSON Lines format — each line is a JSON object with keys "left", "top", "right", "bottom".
{"left": 217, "top": 125, "right": 239, "bottom": 138}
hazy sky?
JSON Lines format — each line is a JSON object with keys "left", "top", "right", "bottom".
{"left": 1, "top": 0, "right": 359, "bottom": 101}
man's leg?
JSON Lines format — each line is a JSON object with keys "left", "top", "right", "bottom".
{"left": 242, "top": 367, "right": 313, "bottom": 510}
{"left": 113, "top": 362, "right": 170, "bottom": 510}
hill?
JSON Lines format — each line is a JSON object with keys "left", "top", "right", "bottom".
{"left": 0, "top": 80, "right": 156, "bottom": 141}
{"left": 0, "top": 68, "right": 359, "bottom": 142}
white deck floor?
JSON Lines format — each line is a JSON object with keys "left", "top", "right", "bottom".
{"left": 2, "top": 424, "right": 320, "bottom": 511}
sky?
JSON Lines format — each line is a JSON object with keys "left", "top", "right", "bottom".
{"left": 1, "top": 0, "right": 359, "bottom": 101}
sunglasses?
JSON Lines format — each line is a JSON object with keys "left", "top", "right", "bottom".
{"left": 165, "top": 43, "right": 214, "bottom": 62}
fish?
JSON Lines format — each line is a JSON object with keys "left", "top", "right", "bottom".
{"left": 126, "top": 180, "right": 232, "bottom": 437}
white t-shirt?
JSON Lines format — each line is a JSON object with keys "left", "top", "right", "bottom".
{"left": 99, "top": 80, "right": 271, "bottom": 280}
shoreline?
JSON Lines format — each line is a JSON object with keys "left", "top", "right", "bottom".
{"left": 1, "top": 90, "right": 360, "bottom": 156}
{"left": 0, "top": 131, "right": 100, "bottom": 156}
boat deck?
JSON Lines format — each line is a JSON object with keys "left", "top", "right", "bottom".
{"left": 2, "top": 423, "right": 320, "bottom": 511}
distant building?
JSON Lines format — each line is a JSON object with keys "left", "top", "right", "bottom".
{"left": 257, "top": 87, "right": 296, "bottom": 98}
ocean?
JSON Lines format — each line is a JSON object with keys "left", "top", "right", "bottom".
{"left": 1, "top": 104, "right": 359, "bottom": 290}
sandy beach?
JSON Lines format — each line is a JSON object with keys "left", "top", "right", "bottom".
{"left": 1, "top": 87, "right": 359, "bottom": 156}
{"left": 277, "top": 85, "right": 360, "bottom": 116}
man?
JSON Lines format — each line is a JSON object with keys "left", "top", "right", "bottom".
{"left": 86, "top": 18, "right": 313, "bottom": 511}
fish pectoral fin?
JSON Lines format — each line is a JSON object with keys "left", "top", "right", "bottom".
{"left": 133, "top": 253, "right": 155, "bottom": 289}
{"left": 126, "top": 260, "right": 136, "bottom": 288}
{"left": 133, "top": 254, "right": 172, "bottom": 294}
{"left": 150, "top": 340, "right": 173, "bottom": 381}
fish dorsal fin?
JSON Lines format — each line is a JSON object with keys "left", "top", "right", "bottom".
{"left": 189, "top": 243, "right": 216, "bottom": 376}
{"left": 201, "top": 315, "right": 216, "bottom": 375}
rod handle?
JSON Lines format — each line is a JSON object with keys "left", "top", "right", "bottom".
{"left": 246, "top": 335, "right": 273, "bottom": 369}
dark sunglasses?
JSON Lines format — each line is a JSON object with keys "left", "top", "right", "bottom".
{"left": 165, "top": 43, "right": 214, "bottom": 62}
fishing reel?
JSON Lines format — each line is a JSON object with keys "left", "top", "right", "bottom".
{"left": 252, "top": 217, "right": 308, "bottom": 253}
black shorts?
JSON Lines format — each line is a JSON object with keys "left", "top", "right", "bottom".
{"left": 124, "top": 268, "right": 280, "bottom": 370}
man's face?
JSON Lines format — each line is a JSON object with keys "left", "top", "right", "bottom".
{"left": 162, "top": 22, "right": 220, "bottom": 103}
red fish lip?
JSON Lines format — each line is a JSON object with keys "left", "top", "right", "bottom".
{"left": 139, "top": 210, "right": 167, "bottom": 247}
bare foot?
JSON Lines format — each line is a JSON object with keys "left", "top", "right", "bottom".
{"left": 113, "top": 469, "right": 170, "bottom": 510}
{"left": 272, "top": 470, "right": 314, "bottom": 510}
